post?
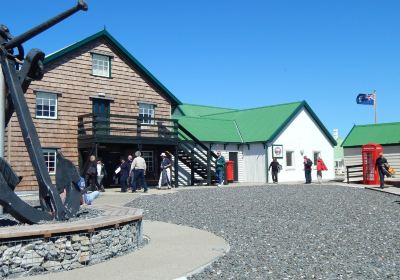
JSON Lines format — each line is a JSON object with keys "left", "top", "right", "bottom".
{"left": 206, "top": 149, "right": 211, "bottom": 186}
{"left": 0, "top": 68, "right": 4, "bottom": 215}
{"left": 174, "top": 145, "right": 179, "bottom": 188}
{"left": 190, "top": 148, "right": 195, "bottom": 186}
{"left": 0, "top": 67, "right": 5, "bottom": 158}
{"left": 373, "top": 90, "right": 377, "bottom": 124}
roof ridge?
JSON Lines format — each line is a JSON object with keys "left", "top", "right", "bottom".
{"left": 180, "top": 103, "right": 236, "bottom": 110}
{"left": 179, "top": 115, "right": 237, "bottom": 122}
{"left": 354, "top": 121, "right": 400, "bottom": 127}
{"left": 202, "top": 100, "right": 304, "bottom": 117}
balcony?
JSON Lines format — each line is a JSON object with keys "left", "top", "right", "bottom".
{"left": 78, "top": 113, "right": 179, "bottom": 147}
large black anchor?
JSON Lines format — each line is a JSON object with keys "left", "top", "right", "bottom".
{"left": 0, "top": 1, "right": 88, "bottom": 224}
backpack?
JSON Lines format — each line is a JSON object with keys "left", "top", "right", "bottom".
{"left": 306, "top": 159, "right": 313, "bottom": 168}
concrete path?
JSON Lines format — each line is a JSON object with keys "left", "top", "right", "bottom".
{"left": 22, "top": 220, "right": 229, "bottom": 280}
{"left": 364, "top": 185, "right": 400, "bottom": 196}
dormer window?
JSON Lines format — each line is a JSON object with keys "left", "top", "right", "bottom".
{"left": 92, "top": 53, "right": 111, "bottom": 77}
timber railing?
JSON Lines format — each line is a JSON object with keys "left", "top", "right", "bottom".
{"left": 78, "top": 113, "right": 178, "bottom": 139}
{"left": 346, "top": 164, "right": 363, "bottom": 184}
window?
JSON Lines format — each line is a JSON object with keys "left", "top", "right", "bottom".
{"left": 36, "top": 92, "right": 57, "bottom": 119}
{"left": 43, "top": 149, "right": 57, "bottom": 174}
{"left": 313, "top": 151, "right": 320, "bottom": 166}
{"left": 286, "top": 151, "right": 294, "bottom": 167}
{"left": 92, "top": 54, "right": 111, "bottom": 77}
{"left": 142, "top": 151, "right": 153, "bottom": 172}
{"left": 139, "top": 103, "right": 155, "bottom": 124}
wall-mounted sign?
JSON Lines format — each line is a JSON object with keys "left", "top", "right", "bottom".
{"left": 272, "top": 144, "right": 283, "bottom": 158}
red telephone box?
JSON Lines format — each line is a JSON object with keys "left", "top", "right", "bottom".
{"left": 362, "top": 143, "right": 382, "bottom": 185}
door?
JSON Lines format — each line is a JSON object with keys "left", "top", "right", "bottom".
{"left": 229, "top": 152, "right": 239, "bottom": 182}
{"left": 92, "top": 99, "right": 110, "bottom": 135}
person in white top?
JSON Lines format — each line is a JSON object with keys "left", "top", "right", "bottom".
{"left": 130, "top": 151, "right": 148, "bottom": 193}
{"left": 157, "top": 152, "right": 172, "bottom": 189}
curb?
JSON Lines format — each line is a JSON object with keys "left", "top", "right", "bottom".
{"left": 175, "top": 243, "right": 231, "bottom": 280}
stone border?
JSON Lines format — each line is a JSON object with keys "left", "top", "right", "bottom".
{"left": 0, "top": 206, "right": 143, "bottom": 278}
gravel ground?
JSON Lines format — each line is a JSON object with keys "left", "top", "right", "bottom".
{"left": 127, "top": 185, "right": 400, "bottom": 280}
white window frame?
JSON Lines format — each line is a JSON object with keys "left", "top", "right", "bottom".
{"left": 285, "top": 150, "right": 295, "bottom": 170}
{"left": 43, "top": 149, "right": 57, "bottom": 175}
{"left": 92, "top": 53, "right": 111, "bottom": 77}
{"left": 141, "top": 151, "right": 153, "bottom": 172}
{"left": 313, "top": 151, "right": 321, "bottom": 166}
{"left": 36, "top": 92, "right": 58, "bottom": 119}
{"left": 138, "top": 103, "right": 155, "bottom": 125}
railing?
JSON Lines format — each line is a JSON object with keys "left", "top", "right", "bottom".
{"left": 177, "top": 123, "right": 218, "bottom": 185}
{"left": 78, "top": 113, "right": 178, "bottom": 139}
{"left": 346, "top": 164, "right": 363, "bottom": 184}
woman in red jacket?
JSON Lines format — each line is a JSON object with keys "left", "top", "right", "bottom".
{"left": 316, "top": 157, "right": 328, "bottom": 184}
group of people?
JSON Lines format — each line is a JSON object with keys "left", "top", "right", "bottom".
{"left": 85, "top": 155, "right": 107, "bottom": 193}
{"left": 267, "top": 155, "right": 328, "bottom": 184}
{"left": 116, "top": 151, "right": 173, "bottom": 193}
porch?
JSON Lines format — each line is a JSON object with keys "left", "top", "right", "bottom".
{"left": 77, "top": 113, "right": 180, "bottom": 186}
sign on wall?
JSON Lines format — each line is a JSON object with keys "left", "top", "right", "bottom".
{"left": 272, "top": 144, "right": 283, "bottom": 158}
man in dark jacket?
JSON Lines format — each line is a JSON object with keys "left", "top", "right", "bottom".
{"left": 85, "top": 155, "right": 98, "bottom": 191}
{"left": 375, "top": 152, "right": 388, "bottom": 189}
{"left": 119, "top": 158, "right": 130, "bottom": 192}
{"left": 303, "top": 156, "right": 313, "bottom": 184}
{"left": 216, "top": 151, "right": 226, "bottom": 186}
{"left": 269, "top": 158, "right": 282, "bottom": 183}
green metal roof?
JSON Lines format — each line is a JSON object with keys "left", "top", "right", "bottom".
{"left": 44, "top": 30, "right": 181, "bottom": 106}
{"left": 342, "top": 122, "right": 400, "bottom": 147}
{"left": 177, "top": 101, "right": 337, "bottom": 145}
{"left": 174, "top": 104, "right": 237, "bottom": 118}
{"left": 178, "top": 116, "right": 242, "bottom": 143}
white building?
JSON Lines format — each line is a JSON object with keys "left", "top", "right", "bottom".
{"left": 175, "top": 101, "right": 336, "bottom": 184}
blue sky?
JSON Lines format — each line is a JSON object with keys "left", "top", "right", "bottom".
{"left": 3, "top": 0, "right": 399, "bottom": 138}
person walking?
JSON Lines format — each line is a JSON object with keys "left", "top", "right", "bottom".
{"left": 85, "top": 155, "right": 98, "bottom": 191}
{"left": 375, "top": 152, "right": 389, "bottom": 189}
{"left": 216, "top": 151, "right": 226, "bottom": 186}
{"left": 158, "top": 152, "right": 172, "bottom": 189}
{"left": 130, "top": 151, "right": 148, "bottom": 193}
{"left": 127, "top": 154, "right": 133, "bottom": 189}
{"left": 316, "top": 156, "right": 328, "bottom": 184}
{"left": 269, "top": 158, "right": 282, "bottom": 183}
{"left": 119, "top": 158, "right": 130, "bottom": 193}
{"left": 303, "top": 156, "right": 313, "bottom": 184}
{"left": 96, "top": 159, "right": 106, "bottom": 192}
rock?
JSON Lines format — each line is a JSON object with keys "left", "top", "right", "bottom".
{"left": 79, "top": 251, "right": 90, "bottom": 263}
{"left": 69, "top": 262, "right": 83, "bottom": 269}
{"left": 42, "top": 261, "right": 62, "bottom": 271}
{"left": 11, "top": 256, "right": 22, "bottom": 265}
{"left": 81, "top": 246, "right": 89, "bottom": 252}
{"left": 21, "top": 250, "right": 43, "bottom": 268}
{"left": 81, "top": 236, "right": 90, "bottom": 246}
{"left": 2, "top": 244, "right": 21, "bottom": 262}
{"left": 71, "top": 235, "right": 82, "bottom": 242}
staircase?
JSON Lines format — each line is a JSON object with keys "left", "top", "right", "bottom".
{"left": 177, "top": 124, "right": 217, "bottom": 185}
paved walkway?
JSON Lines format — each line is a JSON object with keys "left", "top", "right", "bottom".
{"left": 22, "top": 221, "right": 229, "bottom": 280}
{"left": 20, "top": 187, "right": 229, "bottom": 280}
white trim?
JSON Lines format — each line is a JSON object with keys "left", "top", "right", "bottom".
{"left": 35, "top": 92, "right": 58, "bottom": 119}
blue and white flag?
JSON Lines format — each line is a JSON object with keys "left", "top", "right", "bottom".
{"left": 356, "top": 93, "right": 375, "bottom": 105}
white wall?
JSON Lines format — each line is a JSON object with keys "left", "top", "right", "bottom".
{"left": 270, "top": 108, "right": 335, "bottom": 182}
{"left": 211, "top": 144, "right": 245, "bottom": 183}
{"left": 242, "top": 144, "right": 266, "bottom": 183}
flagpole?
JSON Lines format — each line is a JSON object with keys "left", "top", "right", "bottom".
{"left": 373, "top": 90, "right": 377, "bottom": 124}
